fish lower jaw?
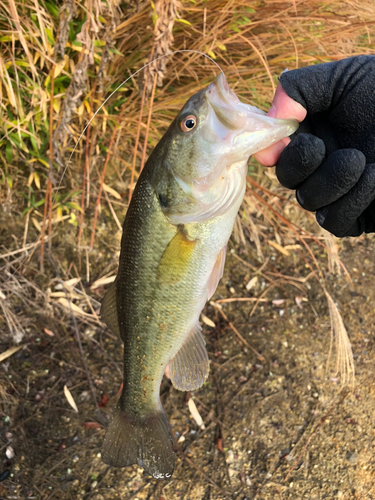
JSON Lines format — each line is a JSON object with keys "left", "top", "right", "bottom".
{"left": 233, "top": 120, "right": 298, "bottom": 156}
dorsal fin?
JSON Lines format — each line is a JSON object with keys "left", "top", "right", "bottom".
{"left": 100, "top": 281, "right": 120, "bottom": 337}
{"left": 169, "top": 323, "right": 209, "bottom": 391}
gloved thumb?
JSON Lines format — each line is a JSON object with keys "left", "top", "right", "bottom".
{"left": 254, "top": 82, "right": 306, "bottom": 166}
{"left": 268, "top": 83, "right": 307, "bottom": 121}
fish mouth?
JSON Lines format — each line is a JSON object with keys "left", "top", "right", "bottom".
{"left": 205, "top": 73, "right": 298, "bottom": 155}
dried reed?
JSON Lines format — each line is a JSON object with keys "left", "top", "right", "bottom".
{"left": 1, "top": 0, "right": 374, "bottom": 384}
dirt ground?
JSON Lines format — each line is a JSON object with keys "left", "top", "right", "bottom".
{"left": 1, "top": 210, "right": 375, "bottom": 500}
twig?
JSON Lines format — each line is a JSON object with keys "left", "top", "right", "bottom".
{"left": 47, "top": 66, "right": 55, "bottom": 251}
{"left": 284, "top": 389, "right": 350, "bottom": 482}
{"left": 40, "top": 61, "right": 56, "bottom": 271}
{"left": 126, "top": 481, "right": 151, "bottom": 500}
{"left": 128, "top": 88, "right": 146, "bottom": 202}
{"left": 214, "top": 297, "right": 268, "bottom": 303}
{"left": 103, "top": 189, "right": 122, "bottom": 232}
{"left": 2, "top": 234, "right": 50, "bottom": 260}
{"left": 231, "top": 253, "right": 269, "bottom": 274}
{"left": 211, "top": 302, "right": 265, "bottom": 362}
{"left": 179, "top": 451, "right": 232, "bottom": 495}
{"left": 83, "top": 467, "right": 111, "bottom": 499}
{"left": 90, "top": 103, "right": 126, "bottom": 249}
{"left": 238, "top": 34, "right": 275, "bottom": 93}
{"left": 46, "top": 252, "right": 103, "bottom": 422}
{"left": 78, "top": 107, "right": 91, "bottom": 249}
{"left": 140, "top": 73, "right": 157, "bottom": 172}
{"left": 78, "top": 82, "right": 96, "bottom": 253}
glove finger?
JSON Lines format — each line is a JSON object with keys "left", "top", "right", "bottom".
{"left": 276, "top": 133, "right": 325, "bottom": 189}
{"left": 279, "top": 56, "right": 375, "bottom": 114}
{"left": 316, "top": 163, "right": 375, "bottom": 237}
{"left": 296, "top": 148, "right": 366, "bottom": 211}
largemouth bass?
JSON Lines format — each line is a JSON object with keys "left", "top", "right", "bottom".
{"left": 101, "top": 73, "right": 297, "bottom": 479}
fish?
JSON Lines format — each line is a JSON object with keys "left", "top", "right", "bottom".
{"left": 100, "top": 73, "right": 298, "bottom": 479}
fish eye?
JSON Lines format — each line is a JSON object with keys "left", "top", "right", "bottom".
{"left": 180, "top": 114, "right": 197, "bottom": 132}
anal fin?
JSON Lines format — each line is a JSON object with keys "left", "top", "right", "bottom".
{"left": 100, "top": 281, "right": 120, "bottom": 337}
{"left": 169, "top": 323, "right": 209, "bottom": 391}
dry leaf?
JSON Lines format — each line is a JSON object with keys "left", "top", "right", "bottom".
{"left": 98, "top": 394, "right": 109, "bottom": 407}
{"left": 91, "top": 275, "right": 116, "bottom": 290}
{"left": 64, "top": 385, "right": 78, "bottom": 412}
{"left": 103, "top": 183, "right": 122, "bottom": 200}
{"left": 217, "top": 437, "right": 223, "bottom": 452}
{"left": 52, "top": 56, "right": 68, "bottom": 78}
{"left": 268, "top": 240, "right": 290, "bottom": 256}
{"left": 246, "top": 276, "right": 258, "bottom": 291}
{"left": 64, "top": 278, "right": 81, "bottom": 288}
{"left": 83, "top": 421, "right": 101, "bottom": 429}
{"left": 50, "top": 291, "right": 82, "bottom": 299}
{"left": 295, "top": 296, "right": 303, "bottom": 309}
{"left": 188, "top": 398, "right": 205, "bottom": 429}
{"left": 57, "top": 298, "right": 92, "bottom": 317}
{"left": 32, "top": 217, "right": 41, "bottom": 232}
{"left": 284, "top": 244, "right": 302, "bottom": 251}
{"left": 201, "top": 313, "right": 215, "bottom": 328}
{"left": 0, "top": 345, "right": 22, "bottom": 363}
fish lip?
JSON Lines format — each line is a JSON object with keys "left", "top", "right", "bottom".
{"left": 208, "top": 73, "right": 232, "bottom": 102}
{"left": 205, "top": 74, "right": 245, "bottom": 131}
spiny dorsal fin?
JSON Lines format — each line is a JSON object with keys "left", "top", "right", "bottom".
{"left": 100, "top": 281, "right": 120, "bottom": 337}
{"left": 169, "top": 323, "right": 209, "bottom": 391}
{"left": 157, "top": 229, "right": 197, "bottom": 285}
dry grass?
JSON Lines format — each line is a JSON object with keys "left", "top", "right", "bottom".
{"left": 1, "top": 3, "right": 375, "bottom": 496}
{"left": 1, "top": 0, "right": 375, "bottom": 393}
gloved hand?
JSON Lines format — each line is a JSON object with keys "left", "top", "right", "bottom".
{"left": 255, "top": 56, "right": 375, "bottom": 237}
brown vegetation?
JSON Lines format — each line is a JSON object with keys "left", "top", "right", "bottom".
{"left": 1, "top": 0, "right": 375, "bottom": 498}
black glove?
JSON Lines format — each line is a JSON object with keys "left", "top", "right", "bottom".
{"left": 275, "top": 55, "right": 375, "bottom": 237}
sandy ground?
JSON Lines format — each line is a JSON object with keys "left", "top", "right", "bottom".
{"left": 1, "top": 215, "right": 375, "bottom": 499}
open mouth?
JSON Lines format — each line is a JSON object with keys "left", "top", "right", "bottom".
{"left": 205, "top": 73, "right": 299, "bottom": 155}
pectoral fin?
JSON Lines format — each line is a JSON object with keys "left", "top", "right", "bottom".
{"left": 101, "top": 281, "right": 120, "bottom": 337}
{"left": 169, "top": 323, "right": 209, "bottom": 391}
{"left": 206, "top": 246, "right": 226, "bottom": 300}
{"left": 157, "top": 230, "right": 197, "bottom": 285}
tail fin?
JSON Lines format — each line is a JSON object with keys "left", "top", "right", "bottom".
{"left": 102, "top": 406, "right": 175, "bottom": 479}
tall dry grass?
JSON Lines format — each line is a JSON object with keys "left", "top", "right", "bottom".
{"left": 1, "top": 1, "right": 374, "bottom": 209}
{"left": 1, "top": 0, "right": 375, "bottom": 382}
